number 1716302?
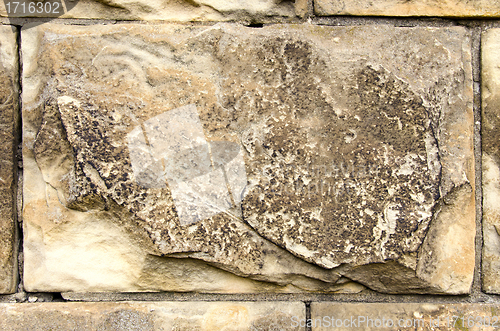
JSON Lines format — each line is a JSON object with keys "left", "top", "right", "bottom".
{"left": 5, "top": 1, "right": 61, "bottom": 15}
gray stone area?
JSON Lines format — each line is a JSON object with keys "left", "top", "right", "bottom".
{"left": 315, "top": 0, "right": 500, "bottom": 17}
{"left": 482, "top": 28, "right": 500, "bottom": 294}
{"left": 0, "top": 25, "right": 18, "bottom": 294}
{"left": 311, "top": 303, "right": 500, "bottom": 330}
{"left": 22, "top": 23, "right": 474, "bottom": 294}
{"left": 0, "top": 301, "right": 304, "bottom": 330}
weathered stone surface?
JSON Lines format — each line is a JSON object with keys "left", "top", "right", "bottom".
{"left": 22, "top": 23, "right": 474, "bottom": 294}
{"left": 482, "top": 28, "right": 500, "bottom": 294}
{"left": 315, "top": 0, "right": 500, "bottom": 17}
{"left": 0, "top": 301, "right": 304, "bottom": 330}
{"left": 295, "top": 0, "right": 309, "bottom": 17}
{"left": 0, "top": 25, "right": 18, "bottom": 294}
{"left": 0, "top": 0, "right": 296, "bottom": 21}
{"left": 311, "top": 303, "right": 500, "bottom": 330}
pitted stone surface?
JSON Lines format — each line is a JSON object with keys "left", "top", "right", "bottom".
{"left": 0, "top": 301, "right": 304, "bottom": 330}
{"left": 1, "top": 0, "right": 296, "bottom": 21}
{"left": 482, "top": 28, "right": 500, "bottom": 294}
{"left": 23, "top": 23, "right": 474, "bottom": 294}
{"left": 0, "top": 26, "right": 18, "bottom": 294}
{"left": 315, "top": 0, "right": 500, "bottom": 17}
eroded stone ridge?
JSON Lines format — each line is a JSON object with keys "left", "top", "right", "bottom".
{"left": 482, "top": 28, "right": 500, "bottom": 294}
{"left": 0, "top": 26, "right": 18, "bottom": 294}
{"left": 22, "top": 23, "right": 474, "bottom": 294}
{"left": 315, "top": 0, "right": 500, "bottom": 17}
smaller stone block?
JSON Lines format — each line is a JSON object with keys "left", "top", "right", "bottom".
{"left": 0, "top": 0, "right": 297, "bottom": 21}
{"left": 0, "top": 301, "right": 305, "bottom": 330}
{"left": 311, "top": 303, "right": 500, "bottom": 330}
{"left": 315, "top": 0, "right": 500, "bottom": 17}
{"left": 295, "top": 0, "right": 309, "bottom": 17}
{"left": 0, "top": 25, "right": 18, "bottom": 294}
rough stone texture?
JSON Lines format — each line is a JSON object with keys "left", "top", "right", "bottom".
{"left": 22, "top": 23, "right": 474, "bottom": 294}
{"left": 311, "top": 303, "right": 500, "bottom": 330}
{"left": 482, "top": 28, "right": 500, "bottom": 294}
{"left": 0, "top": 0, "right": 296, "bottom": 21}
{"left": 295, "top": 0, "right": 309, "bottom": 17}
{"left": 315, "top": 0, "right": 500, "bottom": 17}
{"left": 0, "top": 25, "right": 18, "bottom": 294}
{"left": 0, "top": 301, "right": 304, "bottom": 330}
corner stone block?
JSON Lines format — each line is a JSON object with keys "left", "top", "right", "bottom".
{"left": 311, "top": 303, "right": 500, "bottom": 331}
{"left": 482, "top": 28, "right": 500, "bottom": 294}
{"left": 0, "top": 25, "right": 18, "bottom": 294}
{"left": 0, "top": 301, "right": 304, "bottom": 330}
{"left": 314, "top": 0, "right": 500, "bottom": 17}
{"left": 22, "top": 23, "right": 474, "bottom": 294}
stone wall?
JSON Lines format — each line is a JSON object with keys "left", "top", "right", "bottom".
{"left": 0, "top": 0, "right": 500, "bottom": 329}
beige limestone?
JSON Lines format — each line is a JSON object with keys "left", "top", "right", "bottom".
{"left": 0, "top": 25, "right": 18, "bottom": 294}
{"left": 22, "top": 23, "right": 474, "bottom": 294}
{"left": 311, "top": 303, "right": 500, "bottom": 330}
{"left": 0, "top": 301, "right": 304, "bottom": 330}
{"left": 295, "top": 0, "right": 309, "bottom": 17}
{"left": 0, "top": 0, "right": 296, "bottom": 21}
{"left": 482, "top": 28, "right": 500, "bottom": 294}
{"left": 315, "top": 0, "right": 500, "bottom": 17}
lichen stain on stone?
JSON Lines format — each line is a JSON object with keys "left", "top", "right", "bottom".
{"left": 217, "top": 36, "right": 441, "bottom": 268}
{"left": 483, "top": 96, "right": 500, "bottom": 159}
{"left": 0, "top": 66, "right": 16, "bottom": 293}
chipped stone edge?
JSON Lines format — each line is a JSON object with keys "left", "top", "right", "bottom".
{"left": 415, "top": 28, "right": 475, "bottom": 295}
{"left": 481, "top": 28, "right": 500, "bottom": 295}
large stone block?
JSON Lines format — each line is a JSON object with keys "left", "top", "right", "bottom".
{"left": 315, "top": 0, "right": 500, "bottom": 17}
{"left": 482, "top": 28, "right": 500, "bottom": 294}
{"left": 311, "top": 303, "right": 500, "bottom": 330}
{"left": 0, "top": 0, "right": 296, "bottom": 21}
{"left": 0, "top": 301, "right": 304, "bottom": 330}
{"left": 22, "top": 23, "right": 474, "bottom": 294}
{"left": 0, "top": 25, "right": 18, "bottom": 294}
